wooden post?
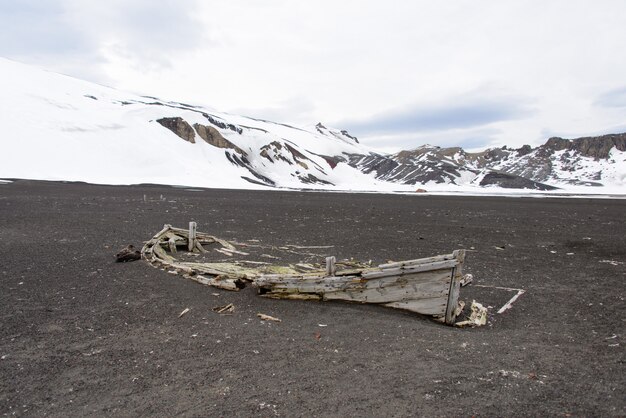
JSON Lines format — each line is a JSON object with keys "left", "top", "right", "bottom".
{"left": 326, "top": 256, "right": 336, "bottom": 276}
{"left": 188, "top": 221, "right": 197, "bottom": 252}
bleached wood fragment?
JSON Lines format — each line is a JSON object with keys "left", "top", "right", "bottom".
{"left": 497, "top": 289, "right": 526, "bottom": 314}
{"left": 168, "top": 236, "right": 177, "bottom": 253}
{"left": 212, "top": 303, "right": 234, "bottom": 314}
{"left": 257, "top": 313, "right": 281, "bottom": 322}
{"left": 455, "top": 300, "right": 487, "bottom": 327}
{"left": 215, "top": 248, "right": 234, "bottom": 256}
{"left": 191, "top": 274, "right": 243, "bottom": 291}
{"left": 326, "top": 256, "right": 336, "bottom": 276}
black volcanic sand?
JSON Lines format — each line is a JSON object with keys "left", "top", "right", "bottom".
{"left": 0, "top": 180, "right": 624, "bottom": 417}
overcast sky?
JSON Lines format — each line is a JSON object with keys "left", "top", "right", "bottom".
{"left": 2, "top": 0, "right": 626, "bottom": 152}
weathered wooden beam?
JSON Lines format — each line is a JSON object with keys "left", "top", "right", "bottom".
{"left": 444, "top": 249, "right": 465, "bottom": 324}
{"left": 383, "top": 297, "right": 448, "bottom": 315}
{"left": 378, "top": 253, "right": 456, "bottom": 269}
{"left": 188, "top": 221, "right": 197, "bottom": 252}
{"left": 192, "top": 274, "right": 243, "bottom": 291}
{"left": 361, "top": 259, "right": 457, "bottom": 280}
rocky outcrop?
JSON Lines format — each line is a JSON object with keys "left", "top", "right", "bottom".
{"left": 260, "top": 142, "right": 290, "bottom": 164}
{"left": 284, "top": 143, "right": 310, "bottom": 169}
{"left": 156, "top": 117, "right": 195, "bottom": 143}
{"left": 516, "top": 144, "right": 533, "bottom": 156}
{"left": 202, "top": 113, "right": 242, "bottom": 134}
{"left": 479, "top": 171, "right": 558, "bottom": 190}
{"left": 340, "top": 130, "right": 359, "bottom": 143}
{"left": 545, "top": 133, "right": 626, "bottom": 159}
{"left": 345, "top": 151, "right": 470, "bottom": 185}
{"left": 193, "top": 123, "right": 245, "bottom": 154}
{"left": 298, "top": 173, "right": 334, "bottom": 185}
{"left": 319, "top": 155, "right": 346, "bottom": 169}
{"left": 315, "top": 122, "right": 359, "bottom": 144}
{"left": 259, "top": 141, "right": 316, "bottom": 170}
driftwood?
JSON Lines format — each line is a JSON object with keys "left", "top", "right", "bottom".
{"left": 141, "top": 223, "right": 467, "bottom": 324}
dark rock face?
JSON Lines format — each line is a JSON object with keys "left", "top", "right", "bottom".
{"left": 259, "top": 141, "right": 323, "bottom": 172}
{"left": 344, "top": 151, "right": 468, "bottom": 185}
{"left": 202, "top": 113, "right": 242, "bottom": 134}
{"left": 315, "top": 122, "right": 327, "bottom": 135}
{"left": 298, "top": 173, "right": 333, "bottom": 185}
{"left": 319, "top": 155, "right": 346, "bottom": 169}
{"left": 224, "top": 151, "right": 276, "bottom": 187}
{"left": 260, "top": 142, "right": 289, "bottom": 164}
{"left": 156, "top": 117, "right": 195, "bottom": 143}
{"left": 517, "top": 145, "right": 533, "bottom": 156}
{"left": 315, "top": 123, "right": 359, "bottom": 144}
{"left": 545, "top": 134, "right": 626, "bottom": 159}
{"left": 340, "top": 130, "right": 359, "bottom": 143}
{"left": 345, "top": 153, "right": 398, "bottom": 176}
{"left": 284, "top": 143, "right": 311, "bottom": 169}
{"left": 193, "top": 123, "right": 245, "bottom": 154}
{"left": 479, "top": 172, "right": 558, "bottom": 190}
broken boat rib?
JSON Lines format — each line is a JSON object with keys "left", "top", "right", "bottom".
{"left": 141, "top": 223, "right": 466, "bottom": 324}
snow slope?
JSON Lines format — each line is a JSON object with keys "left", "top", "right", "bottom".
{"left": 0, "top": 58, "right": 405, "bottom": 191}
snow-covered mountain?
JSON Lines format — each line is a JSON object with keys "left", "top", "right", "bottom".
{"left": 1, "top": 58, "right": 624, "bottom": 195}
{"left": 353, "top": 135, "right": 626, "bottom": 191}
{"left": 0, "top": 58, "right": 392, "bottom": 191}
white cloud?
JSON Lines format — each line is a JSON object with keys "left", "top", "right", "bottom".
{"left": 2, "top": 0, "right": 626, "bottom": 151}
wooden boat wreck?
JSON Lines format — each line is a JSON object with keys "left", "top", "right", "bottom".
{"left": 141, "top": 223, "right": 466, "bottom": 325}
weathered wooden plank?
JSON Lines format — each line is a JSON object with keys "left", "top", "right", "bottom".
{"left": 322, "top": 277, "right": 449, "bottom": 303}
{"left": 190, "top": 274, "right": 242, "bottom": 291}
{"left": 444, "top": 249, "right": 465, "bottom": 324}
{"left": 177, "top": 262, "right": 253, "bottom": 277}
{"left": 383, "top": 297, "right": 448, "bottom": 315}
{"left": 152, "top": 224, "right": 172, "bottom": 240}
{"left": 194, "top": 240, "right": 207, "bottom": 253}
{"left": 361, "top": 259, "right": 457, "bottom": 279}
{"left": 255, "top": 274, "right": 357, "bottom": 287}
{"left": 215, "top": 248, "right": 234, "bottom": 256}
{"left": 152, "top": 243, "right": 175, "bottom": 263}
{"left": 261, "top": 293, "right": 322, "bottom": 300}
{"left": 378, "top": 253, "right": 456, "bottom": 269}
{"left": 257, "top": 271, "right": 451, "bottom": 301}
{"left": 360, "top": 270, "right": 451, "bottom": 290}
